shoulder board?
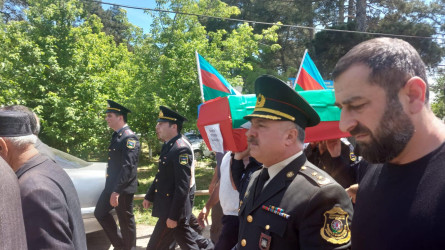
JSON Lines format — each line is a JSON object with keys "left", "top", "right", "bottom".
{"left": 176, "top": 139, "right": 187, "bottom": 148}
{"left": 123, "top": 129, "right": 135, "bottom": 136}
{"left": 299, "top": 164, "right": 331, "bottom": 187}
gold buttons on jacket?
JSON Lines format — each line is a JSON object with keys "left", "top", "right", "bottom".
{"left": 301, "top": 166, "right": 307, "bottom": 170}
{"left": 108, "top": 157, "right": 110, "bottom": 160}
{"left": 155, "top": 189, "right": 157, "bottom": 192}
{"left": 247, "top": 215, "right": 253, "bottom": 223}
{"left": 241, "top": 239, "right": 246, "bottom": 247}
{"left": 155, "top": 179, "right": 158, "bottom": 182}
{"left": 166, "top": 193, "right": 170, "bottom": 197}
{"left": 265, "top": 225, "right": 270, "bottom": 230}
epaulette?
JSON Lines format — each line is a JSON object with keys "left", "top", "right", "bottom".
{"left": 118, "top": 128, "right": 134, "bottom": 137}
{"left": 175, "top": 138, "right": 187, "bottom": 148}
{"left": 299, "top": 165, "right": 331, "bottom": 187}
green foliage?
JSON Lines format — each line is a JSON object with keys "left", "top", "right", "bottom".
{"left": 0, "top": 0, "right": 135, "bottom": 159}
{"left": 431, "top": 73, "right": 445, "bottom": 119}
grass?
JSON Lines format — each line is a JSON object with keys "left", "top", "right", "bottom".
{"left": 134, "top": 157, "right": 216, "bottom": 225}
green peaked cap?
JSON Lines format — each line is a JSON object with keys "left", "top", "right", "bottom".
{"left": 244, "top": 75, "right": 320, "bottom": 129}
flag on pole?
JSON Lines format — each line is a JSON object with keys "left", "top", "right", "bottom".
{"left": 294, "top": 50, "right": 327, "bottom": 90}
{"left": 196, "top": 51, "right": 240, "bottom": 102}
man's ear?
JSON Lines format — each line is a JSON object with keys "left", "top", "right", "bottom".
{"left": 285, "top": 127, "right": 298, "bottom": 146}
{"left": 0, "top": 138, "right": 8, "bottom": 159}
{"left": 402, "top": 77, "right": 427, "bottom": 114}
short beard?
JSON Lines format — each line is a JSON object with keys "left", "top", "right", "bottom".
{"left": 352, "top": 97, "right": 414, "bottom": 163}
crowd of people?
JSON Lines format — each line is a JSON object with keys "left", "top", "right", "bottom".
{"left": 0, "top": 37, "right": 444, "bottom": 250}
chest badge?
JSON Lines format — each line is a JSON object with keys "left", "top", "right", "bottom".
{"left": 127, "top": 139, "right": 136, "bottom": 149}
{"left": 320, "top": 206, "right": 351, "bottom": 244}
{"left": 259, "top": 232, "right": 271, "bottom": 250}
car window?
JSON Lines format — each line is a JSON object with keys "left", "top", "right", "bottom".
{"left": 50, "top": 147, "right": 91, "bottom": 169}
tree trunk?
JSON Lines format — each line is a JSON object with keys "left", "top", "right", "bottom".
{"left": 348, "top": 0, "right": 354, "bottom": 23}
{"left": 338, "top": 0, "right": 345, "bottom": 24}
{"left": 356, "top": 0, "right": 367, "bottom": 31}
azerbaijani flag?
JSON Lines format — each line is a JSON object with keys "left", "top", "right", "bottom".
{"left": 298, "top": 89, "right": 350, "bottom": 141}
{"left": 294, "top": 50, "right": 327, "bottom": 90}
{"left": 196, "top": 51, "right": 240, "bottom": 102}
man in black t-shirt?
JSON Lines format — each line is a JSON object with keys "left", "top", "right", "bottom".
{"left": 333, "top": 37, "right": 445, "bottom": 250}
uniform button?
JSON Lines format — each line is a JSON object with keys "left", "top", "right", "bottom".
{"left": 247, "top": 215, "right": 253, "bottom": 223}
{"left": 106, "top": 174, "right": 108, "bottom": 177}
{"left": 240, "top": 200, "right": 243, "bottom": 205}
{"left": 108, "top": 157, "right": 110, "bottom": 160}
{"left": 155, "top": 179, "right": 158, "bottom": 182}
{"left": 311, "top": 171, "right": 318, "bottom": 176}
{"left": 162, "top": 162, "right": 165, "bottom": 164}
{"left": 158, "top": 170, "right": 160, "bottom": 172}
{"left": 265, "top": 225, "right": 270, "bottom": 230}
{"left": 108, "top": 149, "right": 111, "bottom": 151}
{"left": 113, "top": 149, "right": 115, "bottom": 151}
{"left": 241, "top": 239, "right": 246, "bottom": 247}
{"left": 166, "top": 193, "right": 169, "bottom": 196}
{"left": 301, "top": 166, "right": 307, "bottom": 170}
{"left": 155, "top": 189, "right": 157, "bottom": 192}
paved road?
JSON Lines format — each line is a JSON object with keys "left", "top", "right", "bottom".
{"left": 87, "top": 224, "right": 211, "bottom": 250}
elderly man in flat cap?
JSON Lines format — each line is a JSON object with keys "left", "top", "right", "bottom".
{"left": 95, "top": 100, "right": 140, "bottom": 250}
{"left": 236, "top": 75, "right": 353, "bottom": 250}
{"left": 0, "top": 110, "right": 86, "bottom": 250}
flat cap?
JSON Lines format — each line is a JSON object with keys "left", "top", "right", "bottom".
{"left": 244, "top": 75, "right": 320, "bottom": 129}
{"left": 0, "top": 111, "right": 33, "bottom": 137}
{"left": 157, "top": 106, "right": 188, "bottom": 125}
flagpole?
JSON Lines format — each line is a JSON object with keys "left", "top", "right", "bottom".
{"left": 294, "top": 49, "right": 308, "bottom": 89}
{"left": 195, "top": 51, "right": 205, "bottom": 103}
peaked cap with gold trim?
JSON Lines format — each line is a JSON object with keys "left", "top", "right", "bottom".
{"left": 106, "top": 100, "right": 131, "bottom": 115}
{"left": 157, "top": 106, "right": 188, "bottom": 124}
{"left": 244, "top": 75, "right": 320, "bottom": 129}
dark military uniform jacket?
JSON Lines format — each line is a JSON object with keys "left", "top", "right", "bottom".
{"left": 145, "top": 134, "right": 193, "bottom": 221}
{"left": 237, "top": 153, "right": 353, "bottom": 250}
{"left": 106, "top": 126, "right": 140, "bottom": 194}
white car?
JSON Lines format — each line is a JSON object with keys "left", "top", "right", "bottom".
{"left": 46, "top": 146, "right": 115, "bottom": 234}
{"left": 184, "top": 132, "right": 214, "bottom": 160}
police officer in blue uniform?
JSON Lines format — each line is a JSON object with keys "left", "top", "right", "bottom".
{"left": 144, "top": 106, "right": 210, "bottom": 250}
{"left": 95, "top": 100, "right": 140, "bottom": 250}
{"left": 237, "top": 75, "right": 353, "bottom": 250}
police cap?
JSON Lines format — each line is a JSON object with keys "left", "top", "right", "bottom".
{"left": 157, "top": 106, "right": 188, "bottom": 125}
{"left": 106, "top": 100, "right": 131, "bottom": 115}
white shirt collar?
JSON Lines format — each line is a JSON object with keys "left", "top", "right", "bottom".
{"left": 263, "top": 151, "right": 303, "bottom": 188}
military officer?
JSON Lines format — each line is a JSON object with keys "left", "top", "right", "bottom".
{"left": 237, "top": 75, "right": 353, "bottom": 249}
{"left": 95, "top": 100, "right": 140, "bottom": 250}
{"left": 143, "top": 106, "right": 207, "bottom": 250}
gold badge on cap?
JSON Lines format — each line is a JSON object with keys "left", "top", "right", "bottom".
{"left": 159, "top": 110, "right": 163, "bottom": 118}
{"left": 320, "top": 206, "right": 351, "bottom": 244}
{"left": 256, "top": 94, "right": 266, "bottom": 108}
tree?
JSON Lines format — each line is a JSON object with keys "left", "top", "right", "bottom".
{"left": 0, "top": 0, "right": 136, "bottom": 160}
{"left": 129, "top": 0, "right": 280, "bottom": 156}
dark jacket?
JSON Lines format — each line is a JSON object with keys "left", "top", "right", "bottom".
{"left": 145, "top": 134, "right": 193, "bottom": 221}
{"left": 0, "top": 158, "right": 27, "bottom": 250}
{"left": 237, "top": 153, "right": 353, "bottom": 250}
{"left": 106, "top": 126, "right": 140, "bottom": 194}
{"left": 16, "top": 153, "right": 87, "bottom": 250}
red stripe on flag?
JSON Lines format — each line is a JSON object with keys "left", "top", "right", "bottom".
{"left": 305, "top": 121, "right": 350, "bottom": 142}
{"left": 297, "top": 68, "right": 325, "bottom": 90}
{"left": 201, "top": 70, "right": 231, "bottom": 93}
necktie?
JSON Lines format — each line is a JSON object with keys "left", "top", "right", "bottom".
{"left": 254, "top": 168, "right": 269, "bottom": 201}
